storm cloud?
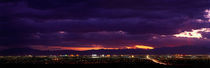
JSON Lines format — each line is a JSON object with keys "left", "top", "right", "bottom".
{"left": 1, "top": 0, "right": 210, "bottom": 50}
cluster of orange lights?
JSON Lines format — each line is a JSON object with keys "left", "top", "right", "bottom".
{"left": 106, "top": 54, "right": 111, "bottom": 57}
{"left": 69, "top": 54, "right": 79, "bottom": 57}
{"left": 174, "top": 54, "right": 185, "bottom": 56}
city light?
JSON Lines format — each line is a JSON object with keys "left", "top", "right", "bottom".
{"left": 0, "top": 55, "right": 209, "bottom": 65}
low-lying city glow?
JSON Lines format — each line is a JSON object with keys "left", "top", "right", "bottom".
{"left": 1, "top": 55, "right": 210, "bottom": 65}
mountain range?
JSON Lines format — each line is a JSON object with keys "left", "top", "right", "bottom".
{"left": 0, "top": 46, "right": 210, "bottom": 56}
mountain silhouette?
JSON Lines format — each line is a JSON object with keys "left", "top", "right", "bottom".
{"left": 0, "top": 46, "right": 210, "bottom": 56}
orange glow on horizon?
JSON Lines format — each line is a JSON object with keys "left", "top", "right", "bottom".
{"left": 31, "top": 45, "right": 154, "bottom": 51}
{"left": 125, "top": 45, "right": 154, "bottom": 50}
{"left": 126, "top": 46, "right": 132, "bottom": 49}
{"left": 50, "top": 46, "right": 118, "bottom": 51}
{"left": 61, "top": 47, "right": 103, "bottom": 51}
{"left": 31, "top": 45, "right": 119, "bottom": 51}
{"left": 135, "top": 45, "right": 154, "bottom": 49}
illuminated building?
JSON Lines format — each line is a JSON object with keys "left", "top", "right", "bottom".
{"left": 106, "top": 54, "right": 111, "bottom": 57}
{"left": 92, "top": 54, "right": 99, "bottom": 58}
{"left": 70, "top": 54, "right": 74, "bottom": 57}
{"left": 101, "top": 54, "right": 105, "bottom": 57}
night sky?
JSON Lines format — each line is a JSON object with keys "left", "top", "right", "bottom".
{"left": 1, "top": 0, "right": 210, "bottom": 51}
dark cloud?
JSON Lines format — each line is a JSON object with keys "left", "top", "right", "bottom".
{"left": 1, "top": 0, "right": 210, "bottom": 49}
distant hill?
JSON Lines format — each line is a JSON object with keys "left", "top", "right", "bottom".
{"left": 151, "top": 46, "right": 210, "bottom": 55}
{"left": 0, "top": 46, "right": 210, "bottom": 56}
{"left": 0, "top": 48, "right": 77, "bottom": 56}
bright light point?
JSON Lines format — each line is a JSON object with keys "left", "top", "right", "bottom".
{"left": 135, "top": 45, "right": 154, "bottom": 50}
{"left": 173, "top": 28, "right": 210, "bottom": 39}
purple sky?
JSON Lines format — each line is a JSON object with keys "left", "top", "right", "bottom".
{"left": 1, "top": 0, "right": 210, "bottom": 51}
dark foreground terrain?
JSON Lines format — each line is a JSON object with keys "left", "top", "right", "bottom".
{"left": 1, "top": 55, "right": 210, "bottom": 68}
